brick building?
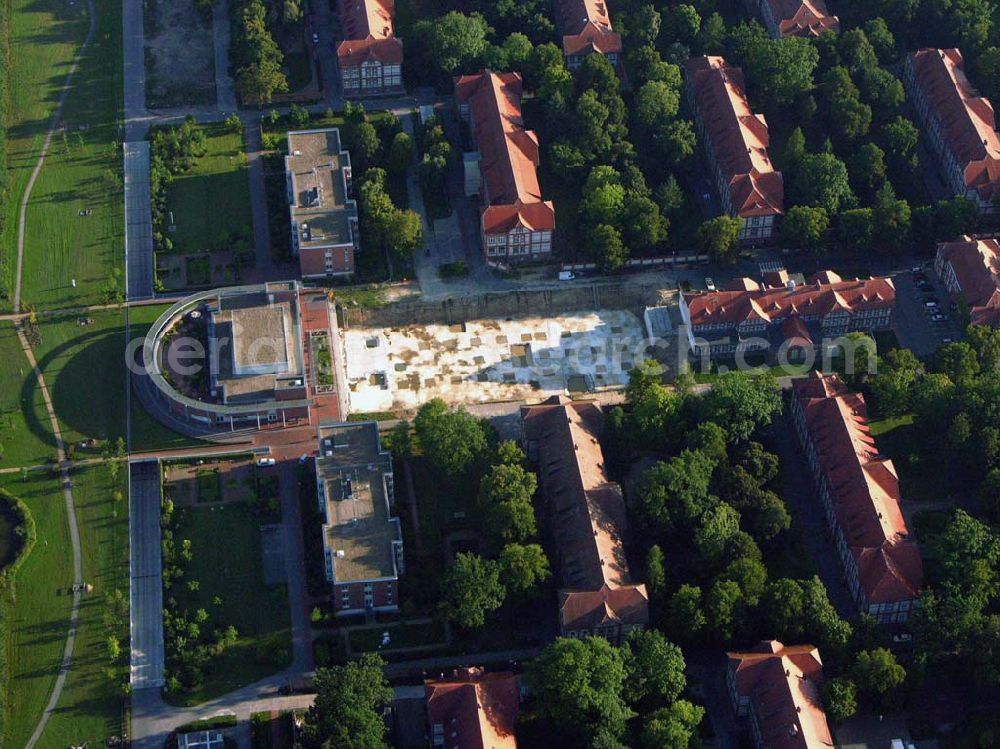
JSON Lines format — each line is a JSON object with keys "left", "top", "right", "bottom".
{"left": 336, "top": 0, "right": 403, "bottom": 96}
{"left": 791, "top": 373, "right": 923, "bottom": 623}
{"left": 424, "top": 667, "right": 519, "bottom": 749}
{"left": 679, "top": 271, "right": 895, "bottom": 361}
{"left": 727, "top": 641, "right": 833, "bottom": 749}
{"left": 935, "top": 236, "right": 1000, "bottom": 327}
{"left": 286, "top": 129, "right": 359, "bottom": 279}
{"left": 685, "top": 56, "right": 784, "bottom": 243}
{"left": 904, "top": 48, "right": 1000, "bottom": 212}
{"left": 455, "top": 71, "right": 555, "bottom": 265}
{"left": 743, "top": 0, "right": 839, "bottom": 38}
{"left": 553, "top": 0, "right": 622, "bottom": 70}
{"left": 316, "top": 421, "right": 404, "bottom": 616}
{"left": 521, "top": 396, "right": 648, "bottom": 644}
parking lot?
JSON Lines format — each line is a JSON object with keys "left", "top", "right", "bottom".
{"left": 892, "top": 266, "right": 961, "bottom": 358}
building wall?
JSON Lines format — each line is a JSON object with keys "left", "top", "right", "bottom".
{"left": 332, "top": 578, "right": 399, "bottom": 615}
{"left": 299, "top": 243, "right": 355, "bottom": 278}
{"left": 560, "top": 621, "right": 642, "bottom": 646}
{"left": 341, "top": 61, "right": 403, "bottom": 95}
{"left": 482, "top": 226, "right": 553, "bottom": 262}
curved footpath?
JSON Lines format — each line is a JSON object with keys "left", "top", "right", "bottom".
{"left": 10, "top": 1, "right": 97, "bottom": 745}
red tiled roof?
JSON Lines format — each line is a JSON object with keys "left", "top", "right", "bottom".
{"left": 781, "top": 316, "right": 813, "bottom": 347}
{"left": 425, "top": 668, "right": 519, "bottom": 749}
{"left": 454, "top": 71, "right": 555, "bottom": 236}
{"left": 521, "top": 396, "right": 649, "bottom": 633}
{"left": 336, "top": 0, "right": 403, "bottom": 66}
{"left": 765, "top": 0, "right": 840, "bottom": 37}
{"left": 909, "top": 48, "right": 1000, "bottom": 202}
{"left": 728, "top": 641, "right": 833, "bottom": 749}
{"left": 554, "top": 0, "right": 622, "bottom": 56}
{"left": 937, "top": 237, "right": 1000, "bottom": 328}
{"left": 792, "top": 373, "right": 923, "bottom": 605}
{"left": 683, "top": 273, "right": 895, "bottom": 327}
{"left": 686, "top": 56, "right": 784, "bottom": 219}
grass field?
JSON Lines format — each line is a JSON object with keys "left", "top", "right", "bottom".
{"left": 0, "top": 0, "right": 91, "bottom": 307}
{"left": 164, "top": 124, "right": 253, "bottom": 254}
{"left": 16, "top": 0, "right": 124, "bottom": 311}
{"left": 0, "top": 322, "right": 55, "bottom": 467}
{"left": 166, "top": 503, "right": 292, "bottom": 705}
{"left": 0, "top": 465, "right": 128, "bottom": 747}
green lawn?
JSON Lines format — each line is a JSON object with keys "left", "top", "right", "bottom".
{"left": 0, "top": 465, "right": 128, "bottom": 749}
{"left": 0, "top": 322, "right": 55, "bottom": 467}
{"left": 16, "top": 0, "right": 124, "bottom": 311}
{"left": 166, "top": 503, "right": 292, "bottom": 705}
{"left": 164, "top": 124, "right": 253, "bottom": 254}
{"left": 348, "top": 619, "right": 446, "bottom": 652}
{"left": 1, "top": 0, "right": 91, "bottom": 307}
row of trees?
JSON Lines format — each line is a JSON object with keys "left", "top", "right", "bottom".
{"left": 149, "top": 117, "right": 208, "bottom": 255}
{"left": 231, "top": 0, "right": 288, "bottom": 106}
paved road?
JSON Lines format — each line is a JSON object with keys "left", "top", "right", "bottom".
{"left": 278, "top": 464, "right": 314, "bottom": 674}
{"left": 212, "top": 0, "right": 237, "bottom": 112}
{"left": 124, "top": 141, "right": 155, "bottom": 299}
{"left": 244, "top": 124, "right": 273, "bottom": 272}
{"left": 129, "top": 459, "right": 166, "bottom": 689}
{"left": 309, "top": 0, "right": 341, "bottom": 104}
{"left": 122, "top": 0, "right": 147, "bottom": 141}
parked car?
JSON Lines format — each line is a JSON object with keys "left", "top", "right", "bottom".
{"left": 257, "top": 457, "right": 276, "bottom": 466}
{"left": 558, "top": 271, "right": 576, "bottom": 281}
{"left": 931, "top": 313, "right": 947, "bottom": 322}
{"left": 942, "top": 337, "right": 954, "bottom": 344}
{"left": 924, "top": 300, "right": 939, "bottom": 308}
{"left": 312, "top": 32, "right": 319, "bottom": 44}
{"left": 705, "top": 277, "right": 717, "bottom": 292}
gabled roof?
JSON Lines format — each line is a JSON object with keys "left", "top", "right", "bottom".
{"left": 686, "top": 56, "right": 784, "bottom": 219}
{"left": 425, "top": 668, "right": 519, "bottom": 749}
{"left": 765, "top": 0, "right": 840, "bottom": 37}
{"left": 554, "top": 0, "right": 622, "bottom": 56}
{"left": 937, "top": 236, "right": 1000, "bottom": 328}
{"left": 521, "top": 396, "right": 649, "bottom": 632}
{"left": 336, "top": 0, "right": 403, "bottom": 65}
{"left": 728, "top": 641, "right": 833, "bottom": 749}
{"left": 454, "top": 71, "right": 555, "bottom": 235}
{"left": 683, "top": 273, "right": 895, "bottom": 327}
{"left": 792, "top": 373, "right": 923, "bottom": 604}
{"left": 909, "top": 48, "right": 1000, "bottom": 201}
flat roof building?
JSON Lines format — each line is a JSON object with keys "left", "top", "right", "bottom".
{"left": 686, "top": 56, "right": 784, "bottom": 243}
{"left": 316, "top": 421, "right": 403, "bottom": 615}
{"left": 286, "top": 129, "right": 360, "bottom": 279}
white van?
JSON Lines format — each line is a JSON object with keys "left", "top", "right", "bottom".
{"left": 558, "top": 271, "right": 576, "bottom": 281}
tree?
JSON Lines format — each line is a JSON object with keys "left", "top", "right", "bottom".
{"left": 695, "top": 503, "right": 742, "bottom": 565}
{"left": 386, "top": 209, "right": 422, "bottom": 259}
{"left": 697, "top": 215, "right": 742, "bottom": 261}
{"left": 745, "top": 36, "right": 819, "bottom": 108}
{"left": 936, "top": 341, "right": 981, "bottom": 384}
{"left": 630, "top": 5, "right": 663, "bottom": 47}
{"left": 235, "top": 58, "right": 288, "bottom": 106}
{"left": 639, "top": 701, "right": 705, "bottom": 749}
{"left": 822, "top": 66, "right": 872, "bottom": 141}
{"left": 528, "top": 637, "right": 634, "bottom": 747}
{"left": 654, "top": 118, "right": 697, "bottom": 166}
{"left": 587, "top": 224, "right": 629, "bottom": 271}
{"left": 387, "top": 131, "right": 413, "bottom": 175}
{"left": 762, "top": 578, "right": 806, "bottom": 641}
{"left": 879, "top": 116, "right": 919, "bottom": 171}
{"left": 839, "top": 208, "right": 873, "bottom": 251}
{"left": 721, "top": 556, "right": 768, "bottom": 606}
{"left": 665, "top": 584, "right": 706, "bottom": 643}
{"left": 802, "top": 576, "right": 852, "bottom": 651}
{"left": 871, "top": 182, "right": 911, "bottom": 251}
{"left": 852, "top": 648, "right": 906, "bottom": 705}
{"left": 418, "top": 12, "right": 492, "bottom": 75}
{"left": 646, "top": 544, "right": 667, "bottom": 601}
{"left": 624, "top": 629, "right": 686, "bottom": 704}
{"left": 661, "top": 4, "right": 700, "bottom": 46}
{"left": 850, "top": 143, "right": 887, "bottom": 195}
{"left": 823, "top": 677, "right": 858, "bottom": 722}
{"left": 579, "top": 166, "right": 626, "bottom": 226}
{"left": 636, "top": 450, "right": 717, "bottom": 535}
{"left": 414, "top": 399, "right": 491, "bottom": 484}
{"left": 870, "top": 347, "right": 923, "bottom": 417}
{"left": 864, "top": 18, "right": 896, "bottom": 63}
{"left": 623, "top": 193, "right": 668, "bottom": 251}
{"left": 705, "top": 579, "right": 743, "bottom": 641}
{"left": 832, "top": 332, "right": 877, "bottom": 389}
{"left": 498, "top": 543, "right": 550, "bottom": 595}
{"left": 441, "top": 553, "right": 505, "bottom": 629}
{"left": 302, "top": 654, "right": 392, "bottom": 749}
{"left": 782, "top": 205, "right": 829, "bottom": 251}
{"left": 702, "top": 372, "right": 782, "bottom": 443}
{"left": 635, "top": 80, "right": 680, "bottom": 128}
{"left": 792, "top": 152, "right": 854, "bottom": 214}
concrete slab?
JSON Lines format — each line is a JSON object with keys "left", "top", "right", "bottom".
{"left": 343, "top": 309, "right": 645, "bottom": 412}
